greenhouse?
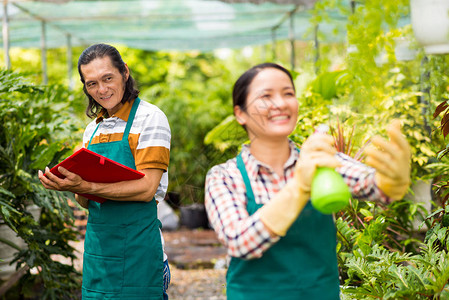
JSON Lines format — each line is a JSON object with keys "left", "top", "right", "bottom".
{"left": 1, "top": 0, "right": 449, "bottom": 299}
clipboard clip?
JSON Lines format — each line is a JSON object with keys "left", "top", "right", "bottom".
{"left": 99, "top": 157, "right": 105, "bottom": 165}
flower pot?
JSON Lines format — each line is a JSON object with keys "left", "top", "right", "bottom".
{"left": 394, "top": 38, "right": 418, "bottom": 61}
{"left": 157, "top": 200, "right": 180, "bottom": 231}
{"left": 411, "top": 0, "right": 449, "bottom": 54}
{"left": 375, "top": 50, "right": 388, "bottom": 67}
{"left": 165, "top": 192, "right": 181, "bottom": 209}
{"left": 0, "top": 224, "right": 26, "bottom": 280}
{"left": 180, "top": 203, "right": 209, "bottom": 229}
{"left": 0, "top": 205, "right": 41, "bottom": 280}
{"left": 406, "top": 180, "right": 432, "bottom": 232}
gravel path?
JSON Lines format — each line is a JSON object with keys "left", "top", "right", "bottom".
{"left": 164, "top": 229, "right": 228, "bottom": 299}
{"left": 167, "top": 266, "right": 227, "bottom": 300}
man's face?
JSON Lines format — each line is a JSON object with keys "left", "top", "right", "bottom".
{"left": 80, "top": 56, "right": 129, "bottom": 116}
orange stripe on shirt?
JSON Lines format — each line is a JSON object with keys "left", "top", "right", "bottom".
{"left": 84, "top": 132, "right": 169, "bottom": 171}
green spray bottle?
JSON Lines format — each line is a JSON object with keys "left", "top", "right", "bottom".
{"left": 310, "top": 125, "right": 351, "bottom": 214}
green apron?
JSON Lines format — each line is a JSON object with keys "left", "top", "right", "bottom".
{"left": 226, "top": 152, "right": 340, "bottom": 299}
{"left": 82, "top": 98, "right": 164, "bottom": 299}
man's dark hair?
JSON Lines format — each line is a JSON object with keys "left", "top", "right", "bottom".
{"left": 77, "top": 43, "right": 139, "bottom": 118}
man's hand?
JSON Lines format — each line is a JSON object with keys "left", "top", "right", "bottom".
{"left": 38, "top": 166, "right": 87, "bottom": 193}
{"left": 365, "top": 119, "right": 411, "bottom": 200}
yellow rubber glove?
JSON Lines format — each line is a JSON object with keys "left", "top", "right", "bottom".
{"left": 259, "top": 133, "right": 340, "bottom": 236}
{"left": 365, "top": 120, "right": 411, "bottom": 200}
{"left": 258, "top": 180, "right": 309, "bottom": 237}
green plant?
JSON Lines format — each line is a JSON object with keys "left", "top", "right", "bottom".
{"left": 340, "top": 207, "right": 449, "bottom": 299}
{"left": 138, "top": 51, "right": 237, "bottom": 205}
{"left": 204, "top": 115, "right": 247, "bottom": 152}
{"left": 0, "top": 69, "right": 83, "bottom": 299}
{"left": 430, "top": 55, "right": 449, "bottom": 190}
{"left": 328, "top": 119, "right": 430, "bottom": 286}
{"left": 341, "top": 240, "right": 449, "bottom": 299}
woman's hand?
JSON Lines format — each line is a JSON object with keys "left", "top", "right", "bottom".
{"left": 365, "top": 119, "right": 411, "bottom": 200}
{"left": 259, "top": 132, "right": 340, "bottom": 237}
{"left": 294, "top": 132, "right": 341, "bottom": 193}
{"left": 38, "top": 166, "right": 87, "bottom": 193}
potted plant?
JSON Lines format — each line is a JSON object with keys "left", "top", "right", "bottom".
{"left": 180, "top": 203, "right": 210, "bottom": 229}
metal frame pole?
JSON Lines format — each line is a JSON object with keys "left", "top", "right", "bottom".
{"left": 289, "top": 11, "right": 295, "bottom": 70}
{"left": 41, "top": 21, "right": 47, "bottom": 84}
{"left": 314, "top": 24, "right": 319, "bottom": 73}
{"left": 67, "top": 34, "right": 73, "bottom": 90}
{"left": 2, "top": 0, "right": 10, "bottom": 69}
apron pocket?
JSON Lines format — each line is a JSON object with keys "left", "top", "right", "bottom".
{"left": 83, "top": 253, "right": 124, "bottom": 293}
{"left": 83, "top": 223, "right": 126, "bottom": 293}
{"left": 122, "top": 223, "right": 163, "bottom": 289}
{"left": 84, "top": 223, "right": 126, "bottom": 257}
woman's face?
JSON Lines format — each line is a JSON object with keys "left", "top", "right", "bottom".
{"left": 235, "top": 68, "right": 298, "bottom": 141}
{"left": 80, "top": 56, "right": 129, "bottom": 116}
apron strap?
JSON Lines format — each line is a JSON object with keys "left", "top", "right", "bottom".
{"left": 87, "top": 122, "right": 101, "bottom": 150}
{"left": 122, "top": 97, "right": 140, "bottom": 141}
{"left": 236, "top": 152, "right": 260, "bottom": 215}
{"left": 236, "top": 145, "right": 299, "bottom": 214}
{"left": 236, "top": 153, "right": 254, "bottom": 201}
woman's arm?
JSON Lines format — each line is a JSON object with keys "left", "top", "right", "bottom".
{"left": 335, "top": 153, "right": 390, "bottom": 202}
{"left": 206, "top": 134, "right": 341, "bottom": 259}
{"left": 205, "top": 165, "right": 281, "bottom": 260}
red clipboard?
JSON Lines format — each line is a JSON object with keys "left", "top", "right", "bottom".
{"left": 48, "top": 148, "right": 144, "bottom": 203}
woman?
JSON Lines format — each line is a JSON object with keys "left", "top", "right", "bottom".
{"left": 205, "top": 63, "right": 410, "bottom": 299}
{"left": 39, "top": 44, "right": 171, "bottom": 299}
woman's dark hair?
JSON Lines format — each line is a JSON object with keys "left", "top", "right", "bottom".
{"left": 232, "top": 62, "right": 295, "bottom": 112}
{"left": 77, "top": 43, "right": 139, "bottom": 118}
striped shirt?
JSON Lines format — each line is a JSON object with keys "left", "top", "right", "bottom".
{"left": 83, "top": 98, "right": 171, "bottom": 203}
{"left": 205, "top": 140, "right": 389, "bottom": 260}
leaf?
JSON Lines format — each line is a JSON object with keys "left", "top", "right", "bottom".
{"left": 0, "top": 201, "right": 20, "bottom": 218}
{"left": 204, "top": 115, "right": 247, "bottom": 151}
{"left": 312, "top": 71, "right": 350, "bottom": 100}
{"left": 441, "top": 113, "right": 449, "bottom": 138}
{"left": 437, "top": 148, "right": 449, "bottom": 160}
{"left": 434, "top": 101, "right": 449, "bottom": 119}
{"left": 29, "top": 142, "right": 63, "bottom": 170}
{"left": 360, "top": 208, "right": 372, "bottom": 218}
{"left": 0, "top": 186, "right": 15, "bottom": 198}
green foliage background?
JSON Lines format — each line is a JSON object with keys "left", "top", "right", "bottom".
{"left": 3, "top": 0, "right": 449, "bottom": 297}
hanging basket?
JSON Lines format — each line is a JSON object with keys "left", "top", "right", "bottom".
{"left": 411, "top": 0, "right": 449, "bottom": 54}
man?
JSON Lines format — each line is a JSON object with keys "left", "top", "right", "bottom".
{"left": 39, "top": 43, "right": 171, "bottom": 299}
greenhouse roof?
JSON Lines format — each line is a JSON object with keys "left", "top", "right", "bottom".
{"left": 0, "top": 0, "right": 360, "bottom": 52}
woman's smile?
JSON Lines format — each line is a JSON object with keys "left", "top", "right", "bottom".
{"left": 235, "top": 68, "right": 298, "bottom": 141}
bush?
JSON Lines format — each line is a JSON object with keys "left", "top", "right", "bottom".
{"left": 0, "top": 69, "right": 84, "bottom": 299}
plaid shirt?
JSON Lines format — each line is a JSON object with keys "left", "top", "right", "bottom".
{"left": 205, "top": 140, "right": 390, "bottom": 260}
